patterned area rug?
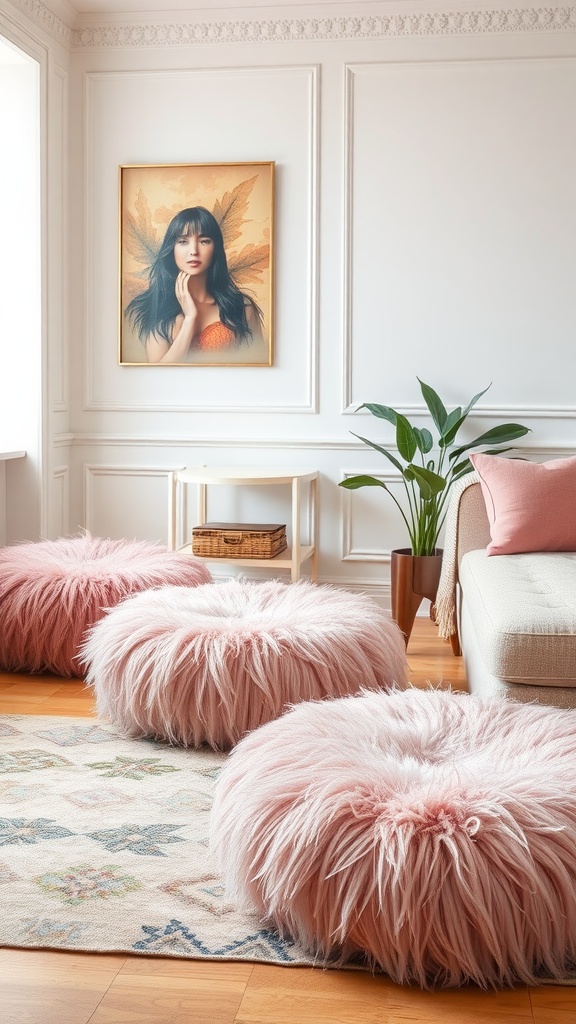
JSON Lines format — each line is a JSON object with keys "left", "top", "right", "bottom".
{"left": 1, "top": 714, "right": 575, "bottom": 986}
{"left": 0, "top": 714, "right": 313, "bottom": 964}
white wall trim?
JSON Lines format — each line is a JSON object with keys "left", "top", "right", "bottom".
{"left": 83, "top": 463, "right": 175, "bottom": 532}
{"left": 50, "top": 61, "right": 69, "bottom": 413}
{"left": 7, "top": 0, "right": 576, "bottom": 51}
{"left": 71, "top": 8, "right": 576, "bottom": 50}
{"left": 340, "top": 468, "right": 397, "bottom": 562}
{"left": 83, "top": 65, "right": 319, "bottom": 415}
{"left": 342, "top": 64, "right": 354, "bottom": 418}
{"left": 343, "top": 403, "right": 576, "bottom": 418}
{"left": 5, "top": 0, "right": 72, "bottom": 45}
{"left": 342, "top": 55, "right": 576, "bottom": 418}
{"left": 53, "top": 464, "right": 69, "bottom": 534}
{"left": 53, "top": 432, "right": 74, "bottom": 446}
{"left": 62, "top": 434, "right": 576, "bottom": 453}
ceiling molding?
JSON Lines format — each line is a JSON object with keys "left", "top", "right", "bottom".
{"left": 72, "top": 7, "right": 576, "bottom": 48}
{"left": 7, "top": 0, "right": 576, "bottom": 49}
{"left": 7, "top": 0, "right": 73, "bottom": 43}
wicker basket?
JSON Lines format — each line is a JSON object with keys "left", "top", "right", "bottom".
{"left": 192, "top": 522, "right": 287, "bottom": 559}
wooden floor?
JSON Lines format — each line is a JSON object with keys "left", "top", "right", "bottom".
{"left": 0, "top": 619, "right": 574, "bottom": 1024}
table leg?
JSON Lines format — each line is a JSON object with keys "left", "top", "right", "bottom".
{"left": 310, "top": 476, "right": 318, "bottom": 582}
{"left": 168, "top": 473, "right": 177, "bottom": 551}
{"left": 197, "top": 483, "right": 207, "bottom": 528}
{"left": 291, "top": 477, "right": 301, "bottom": 583}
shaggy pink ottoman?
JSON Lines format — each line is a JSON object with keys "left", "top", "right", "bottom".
{"left": 0, "top": 534, "right": 212, "bottom": 677}
{"left": 81, "top": 578, "right": 407, "bottom": 750}
{"left": 211, "top": 688, "right": 576, "bottom": 989}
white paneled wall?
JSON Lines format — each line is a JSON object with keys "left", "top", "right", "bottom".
{"left": 83, "top": 65, "right": 318, "bottom": 414}
{"left": 346, "top": 57, "right": 576, "bottom": 415}
{"left": 4, "top": 0, "right": 576, "bottom": 607}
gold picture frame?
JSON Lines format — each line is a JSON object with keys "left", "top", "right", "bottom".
{"left": 119, "top": 161, "right": 274, "bottom": 366}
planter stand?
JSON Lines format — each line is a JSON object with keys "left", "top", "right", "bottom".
{"left": 391, "top": 548, "right": 443, "bottom": 647}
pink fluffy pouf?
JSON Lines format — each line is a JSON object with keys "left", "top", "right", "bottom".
{"left": 211, "top": 688, "right": 576, "bottom": 989}
{"left": 81, "top": 578, "right": 407, "bottom": 750}
{"left": 0, "top": 534, "right": 212, "bottom": 677}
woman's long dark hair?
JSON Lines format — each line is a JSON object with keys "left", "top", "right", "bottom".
{"left": 125, "top": 206, "right": 263, "bottom": 346}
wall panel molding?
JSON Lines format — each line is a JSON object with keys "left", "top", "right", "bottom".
{"left": 342, "top": 57, "right": 576, "bottom": 418}
{"left": 50, "top": 62, "right": 69, "bottom": 413}
{"left": 52, "top": 465, "right": 69, "bottom": 535}
{"left": 83, "top": 463, "right": 174, "bottom": 533}
{"left": 69, "top": 434, "right": 576, "bottom": 454}
{"left": 344, "top": 402, "right": 576, "bottom": 418}
{"left": 71, "top": 8, "right": 576, "bottom": 50}
{"left": 84, "top": 64, "right": 319, "bottom": 414}
{"left": 340, "top": 469, "right": 397, "bottom": 562}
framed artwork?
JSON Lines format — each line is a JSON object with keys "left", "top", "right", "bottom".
{"left": 119, "top": 161, "right": 274, "bottom": 366}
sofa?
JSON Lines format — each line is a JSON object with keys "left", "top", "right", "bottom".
{"left": 436, "top": 473, "right": 576, "bottom": 709}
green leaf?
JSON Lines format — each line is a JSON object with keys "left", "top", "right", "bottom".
{"left": 413, "top": 427, "right": 434, "bottom": 454}
{"left": 441, "top": 407, "right": 462, "bottom": 438}
{"left": 406, "top": 464, "right": 446, "bottom": 500}
{"left": 451, "top": 458, "right": 474, "bottom": 477}
{"left": 338, "top": 475, "right": 389, "bottom": 490}
{"left": 449, "top": 424, "right": 530, "bottom": 461}
{"left": 418, "top": 379, "right": 448, "bottom": 433}
{"left": 350, "top": 433, "right": 404, "bottom": 472}
{"left": 439, "top": 413, "right": 468, "bottom": 448}
{"left": 450, "top": 447, "right": 523, "bottom": 477}
{"left": 452, "top": 462, "right": 476, "bottom": 481}
{"left": 396, "top": 414, "right": 417, "bottom": 462}
{"left": 472, "top": 423, "right": 531, "bottom": 446}
{"left": 480, "top": 446, "right": 519, "bottom": 457}
{"left": 357, "top": 403, "right": 398, "bottom": 425}
{"left": 462, "top": 383, "right": 492, "bottom": 418}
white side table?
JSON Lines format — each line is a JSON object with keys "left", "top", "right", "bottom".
{"left": 168, "top": 467, "right": 319, "bottom": 582}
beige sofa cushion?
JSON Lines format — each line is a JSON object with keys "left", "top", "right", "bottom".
{"left": 459, "top": 549, "right": 576, "bottom": 684}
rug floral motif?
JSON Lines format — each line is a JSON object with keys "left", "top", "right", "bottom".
{"left": 0, "top": 715, "right": 313, "bottom": 964}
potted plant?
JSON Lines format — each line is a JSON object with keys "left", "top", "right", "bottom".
{"left": 339, "top": 379, "right": 530, "bottom": 644}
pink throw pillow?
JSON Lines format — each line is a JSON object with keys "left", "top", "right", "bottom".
{"left": 469, "top": 453, "right": 576, "bottom": 555}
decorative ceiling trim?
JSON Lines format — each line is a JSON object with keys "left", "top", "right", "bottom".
{"left": 72, "top": 8, "right": 576, "bottom": 49}
{"left": 8, "top": 0, "right": 73, "bottom": 44}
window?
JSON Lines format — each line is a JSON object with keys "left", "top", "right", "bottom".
{"left": 0, "top": 35, "right": 40, "bottom": 453}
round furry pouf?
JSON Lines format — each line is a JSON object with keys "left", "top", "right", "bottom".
{"left": 211, "top": 688, "right": 576, "bottom": 989}
{"left": 0, "top": 534, "right": 212, "bottom": 677}
{"left": 82, "top": 578, "right": 407, "bottom": 750}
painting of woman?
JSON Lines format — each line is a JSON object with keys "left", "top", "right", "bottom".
{"left": 126, "top": 207, "right": 264, "bottom": 364}
{"left": 119, "top": 162, "right": 273, "bottom": 366}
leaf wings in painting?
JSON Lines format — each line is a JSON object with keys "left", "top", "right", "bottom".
{"left": 124, "top": 174, "right": 270, "bottom": 295}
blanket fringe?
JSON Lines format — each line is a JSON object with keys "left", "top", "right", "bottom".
{"left": 434, "top": 472, "right": 480, "bottom": 640}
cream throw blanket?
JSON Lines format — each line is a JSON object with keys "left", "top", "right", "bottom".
{"left": 435, "top": 471, "right": 480, "bottom": 640}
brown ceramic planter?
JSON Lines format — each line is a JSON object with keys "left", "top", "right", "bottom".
{"left": 391, "top": 548, "right": 443, "bottom": 647}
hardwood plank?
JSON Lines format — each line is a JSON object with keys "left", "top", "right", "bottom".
{"left": 87, "top": 972, "right": 247, "bottom": 1024}
{"left": 52, "top": 682, "right": 92, "bottom": 697}
{"left": 0, "top": 681, "right": 67, "bottom": 699}
{"left": 406, "top": 623, "right": 468, "bottom": 692}
{"left": 235, "top": 966, "right": 392, "bottom": 1024}
{"left": 0, "top": 672, "right": 66, "bottom": 688}
{"left": 0, "top": 948, "right": 127, "bottom": 973}
{"left": 530, "top": 1011, "right": 576, "bottom": 1023}
{"left": 0, "top": 700, "right": 95, "bottom": 716}
{"left": 38, "top": 695, "right": 95, "bottom": 709}
{"left": 0, "top": 960, "right": 119, "bottom": 1024}
{"left": 120, "top": 954, "right": 254, "bottom": 983}
{"left": 234, "top": 966, "right": 534, "bottom": 1024}
{"left": 530, "top": 984, "right": 576, "bottom": 1021}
